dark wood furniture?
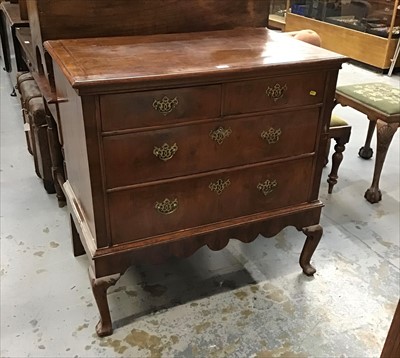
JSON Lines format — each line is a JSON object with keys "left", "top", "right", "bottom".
{"left": 45, "top": 28, "right": 346, "bottom": 336}
{"left": 0, "top": 1, "right": 28, "bottom": 95}
{"left": 25, "top": 0, "right": 270, "bottom": 209}
{"left": 327, "top": 117, "right": 352, "bottom": 193}
{"left": 335, "top": 85, "right": 400, "bottom": 203}
{"left": 381, "top": 300, "right": 400, "bottom": 358}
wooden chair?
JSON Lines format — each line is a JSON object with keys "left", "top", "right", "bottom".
{"left": 326, "top": 115, "right": 352, "bottom": 193}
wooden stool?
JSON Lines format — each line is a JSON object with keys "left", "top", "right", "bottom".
{"left": 335, "top": 83, "right": 400, "bottom": 203}
{"left": 327, "top": 115, "right": 352, "bottom": 194}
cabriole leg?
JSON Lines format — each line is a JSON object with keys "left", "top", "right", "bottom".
{"left": 364, "top": 120, "right": 399, "bottom": 203}
{"left": 89, "top": 266, "right": 121, "bottom": 337}
{"left": 300, "top": 224, "right": 323, "bottom": 276}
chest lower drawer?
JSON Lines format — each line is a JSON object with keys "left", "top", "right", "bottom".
{"left": 224, "top": 73, "right": 326, "bottom": 115}
{"left": 100, "top": 85, "right": 221, "bottom": 131}
{"left": 107, "top": 156, "right": 313, "bottom": 244}
{"left": 103, "top": 107, "right": 319, "bottom": 189}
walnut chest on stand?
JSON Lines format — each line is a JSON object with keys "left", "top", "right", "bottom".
{"left": 44, "top": 28, "right": 347, "bottom": 336}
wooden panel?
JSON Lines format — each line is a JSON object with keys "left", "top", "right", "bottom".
{"left": 108, "top": 157, "right": 313, "bottom": 244}
{"left": 100, "top": 85, "right": 221, "bottom": 132}
{"left": 30, "top": 0, "right": 269, "bottom": 41}
{"left": 285, "top": 13, "right": 394, "bottom": 69}
{"left": 224, "top": 73, "right": 326, "bottom": 115}
{"left": 102, "top": 107, "right": 320, "bottom": 188}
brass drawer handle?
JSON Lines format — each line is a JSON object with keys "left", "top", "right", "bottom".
{"left": 261, "top": 128, "right": 282, "bottom": 144}
{"left": 152, "top": 96, "right": 179, "bottom": 116}
{"left": 257, "top": 179, "right": 277, "bottom": 196}
{"left": 153, "top": 143, "right": 178, "bottom": 162}
{"left": 209, "top": 179, "right": 231, "bottom": 195}
{"left": 266, "top": 83, "right": 287, "bottom": 102}
{"left": 210, "top": 126, "right": 232, "bottom": 144}
{"left": 155, "top": 198, "right": 178, "bottom": 215}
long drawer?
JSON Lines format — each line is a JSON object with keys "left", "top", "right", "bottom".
{"left": 224, "top": 73, "right": 326, "bottom": 115}
{"left": 103, "top": 107, "right": 320, "bottom": 189}
{"left": 100, "top": 85, "right": 221, "bottom": 131}
{"left": 107, "top": 156, "right": 313, "bottom": 244}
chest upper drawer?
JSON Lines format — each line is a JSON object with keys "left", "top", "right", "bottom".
{"left": 102, "top": 107, "right": 320, "bottom": 189}
{"left": 224, "top": 73, "right": 326, "bottom": 115}
{"left": 100, "top": 85, "right": 221, "bottom": 131}
{"left": 108, "top": 156, "right": 313, "bottom": 245}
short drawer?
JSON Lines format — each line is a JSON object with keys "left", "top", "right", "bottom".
{"left": 100, "top": 85, "right": 221, "bottom": 131}
{"left": 103, "top": 107, "right": 319, "bottom": 189}
{"left": 108, "top": 157, "right": 313, "bottom": 244}
{"left": 224, "top": 73, "right": 326, "bottom": 115}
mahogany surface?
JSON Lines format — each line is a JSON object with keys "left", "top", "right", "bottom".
{"left": 45, "top": 28, "right": 347, "bottom": 336}
{"left": 27, "top": 0, "right": 269, "bottom": 81}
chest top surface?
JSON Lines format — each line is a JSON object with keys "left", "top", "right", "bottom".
{"left": 45, "top": 28, "right": 346, "bottom": 93}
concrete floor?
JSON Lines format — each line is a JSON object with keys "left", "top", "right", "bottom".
{"left": 1, "top": 61, "right": 399, "bottom": 358}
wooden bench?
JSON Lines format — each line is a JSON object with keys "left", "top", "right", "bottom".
{"left": 335, "top": 83, "right": 400, "bottom": 203}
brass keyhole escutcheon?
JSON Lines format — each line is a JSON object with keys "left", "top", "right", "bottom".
{"left": 209, "top": 179, "right": 231, "bottom": 195}
{"left": 155, "top": 198, "right": 178, "bottom": 215}
{"left": 210, "top": 127, "right": 232, "bottom": 145}
{"left": 153, "top": 143, "right": 178, "bottom": 162}
{"left": 266, "top": 83, "right": 287, "bottom": 102}
{"left": 257, "top": 179, "right": 278, "bottom": 196}
{"left": 261, "top": 128, "right": 282, "bottom": 144}
{"left": 152, "top": 96, "right": 179, "bottom": 116}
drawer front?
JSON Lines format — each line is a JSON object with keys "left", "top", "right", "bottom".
{"left": 224, "top": 73, "right": 326, "bottom": 115}
{"left": 103, "top": 107, "right": 319, "bottom": 189}
{"left": 100, "top": 85, "right": 221, "bottom": 131}
{"left": 108, "top": 157, "right": 313, "bottom": 244}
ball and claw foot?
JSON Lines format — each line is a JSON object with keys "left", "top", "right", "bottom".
{"left": 364, "top": 187, "right": 382, "bottom": 204}
{"left": 96, "top": 320, "right": 113, "bottom": 337}
{"left": 358, "top": 146, "right": 373, "bottom": 160}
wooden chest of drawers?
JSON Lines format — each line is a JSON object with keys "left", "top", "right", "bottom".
{"left": 45, "top": 28, "right": 346, "bottom": 336}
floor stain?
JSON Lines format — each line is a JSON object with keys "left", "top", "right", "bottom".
{"left": 148, "top": 320, "right": 159, "bottom": 326}
{"left": 234, "top": 290, "right": 248, "bottom": 300}
{"left": 18, "top": 241, "right": 24, "bottom": 246}
{"left": 33, "top": 251, "right": 44, "bottom": 257}
{"left": 201, "top": 309, "right": 211, "bottom": 316}
{"left": 194, "top": 321, "right": 211, "bottom": 334}
{"left": 49, "top": 241, "right": 59, "bottom": 248}
{"left": 222, "top": 305, "right": 235, "bottom": 314}
{"left": 256, "top": 342, "right": 307, "bottom": 358}
{"left": 376, "top": 236, "right": 394, "bottom": 249}
{"left": 241, "top": 309, "right": 253, "bottom": 318}
{"left": 38, "top": 345, "right": 45, "bottom": 350}
{"left": 0, "top": 269, "right": 5, "bottom": 276}
{"left": 124, "top": 329, "right": 163, "bottom": 357}
{"left": 29, "top": 319, "right": 38, "bottom": 327}
{"left": 76, "top": 323, "right": 89, "bottom": 331}
{"left": 142, "top": 284, "right": 167, "bottom": 297}
{"left": 6, "top": 235, "right": 13, "bottom": 239}
{"left": 111, "top": 285, "right": 126, "bottom": 293}
{"left": 36, "top": 269, "right": 46, "bottom": 274}
{"left": 250, "top": 285, "right": 260, "bottom": 293}
{"left": 170, "top": 335, "right": 179, "bottom": 344}
{"left": 190, "top": 302, "right": 199, "bottom": 307}
{"left": 84, "top": 345, "right": 91, "bottom": 350}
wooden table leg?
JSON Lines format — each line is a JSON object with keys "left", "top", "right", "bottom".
{"left": 365, "top": 120, "right": 399, "bottom": 204}
{"left": 89, "top": 266, "right": 121, "bottom": 337}
{"left": 359, "top": 119, "right": 376, "bottom": 159}
{"left": 300, "top": 224, "right": 323, "bottom": 276}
